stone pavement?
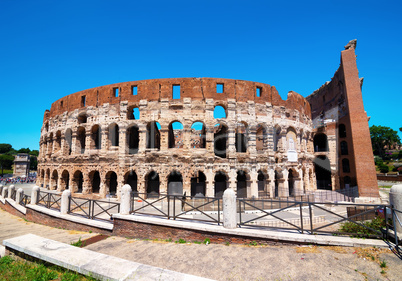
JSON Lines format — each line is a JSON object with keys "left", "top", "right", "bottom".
{"left": 1, "top": 208, "right": 402, "bottom": 280}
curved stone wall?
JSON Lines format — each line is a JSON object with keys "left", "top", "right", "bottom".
{"left": 37, "top": 78, "right": 315, "bottom": 199}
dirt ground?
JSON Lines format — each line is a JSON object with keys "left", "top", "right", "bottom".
{"left": 1, "top": 208, "right": 401, "bottom": 281}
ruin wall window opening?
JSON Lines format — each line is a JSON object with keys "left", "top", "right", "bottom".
{"left": 81, "top": 95, "right": 86, "bottom": 107}
{"left": 113, "top": 87, "right": 119, "bottom": 97}
{"left": 342, "top": 158, "right": 350, "bottom": 173}
{"left": 217, "top": 83, "right": 224, "bottom": 94}
{"left": 172, "top": 85, "right": 180, "bottom": 99}
{"left": 339, "top": 124, "right": 347, "bottom": 138}
{"left": 168, "top": 121, "right": 184, "bottom": 148}
{"left": 127, "top": 106, "right": 140, "bottom": 120}
{"left": 256, "top": 86, "right": 262, "bottom": 97}
{"left": 340, "top": 141, "right": 348, "bottom": 155}
{"left": 132, "top": 85, "right": 138, "bottom": 96}
{"left": 60, "top": 101, "right": 63, "bottom": 108}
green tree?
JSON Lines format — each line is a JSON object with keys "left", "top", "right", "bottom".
{"left": 0, "top": 143, "right": 12, "bottom": 154}
{"left": 29, "top": 150, "right": 39, "bottom": 157}
{"left": 370, "top": 125, "right": 401, "bottom": 158}
{"left": 0, "top": 154, "right": 14, "bottom": 176}
{"left": 30, "top": 156, "right": 38, "bottom": 170}
{"left": 17, "top": 148, "right": 31, "bottom": 154}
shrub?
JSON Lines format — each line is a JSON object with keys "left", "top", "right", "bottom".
{"left": 379, "top": 164, "right": 389, "bottom": 173}
{"left": 340, "top": 217, "right": 385, "bottom": 237}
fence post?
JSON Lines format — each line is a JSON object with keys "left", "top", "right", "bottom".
{"left": 120, "top": 184, "right": 132, "bottom": 215}
{"left": 31, "top": 185, "right": 40, "bottom": 205}
{"left": 60, "top": 190, "right": 71, "bottom": 215}
{"left": 0, "top": 185, "right": 3, "bottom": 197}
{"left": 389, "top": 185, "right": 402, "bottom": 235}
{"left": 1, "top": 185, "right": 7, "bottom": 198}
{"left": 16, "top": 188, "right": 24, "bottom": 205}
{"left": 8, "top": 185, "right": 15, "bottom": 199}
{"left": 223, "top": 188, "right": 237, "bottom": 229}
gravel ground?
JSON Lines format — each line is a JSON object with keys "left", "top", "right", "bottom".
{"left": 1, "top": 208, "right": 401, "bottom": 280}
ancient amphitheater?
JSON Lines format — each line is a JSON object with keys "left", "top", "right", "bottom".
{"left": 36, "top": 41, "right": 379, "bottom": 200}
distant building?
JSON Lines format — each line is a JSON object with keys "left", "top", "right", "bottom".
{"left": 14, "top": 153, "right": 30, "bottom": 177}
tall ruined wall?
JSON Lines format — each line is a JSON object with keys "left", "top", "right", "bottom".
{"left": 306, "top": 40, "right": 378, "bottom": 197}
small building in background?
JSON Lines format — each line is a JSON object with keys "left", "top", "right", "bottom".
{"left": 13, "top": 153, "right": 30, "bottom": 177}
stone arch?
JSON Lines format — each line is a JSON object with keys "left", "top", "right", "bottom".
{"left": 105, "top": 171, "right": 118, "bottom": 195}
{"left": 213, "top": 105, "right": 227, "bottom": 119}
{"left": 45, "top": 168, "right": 51, "bottom": 189}
{"left": 257, "top": 170, "right": 267, "bottom": 196}
{"left": 256, "top": 124, "right": 267, "bottom": 152}
{"left": 286, "top": 127, "right": 297, "bottom": 151}
{"left": 273, "top": 126, "right": 281, "bottom": 151}
{"left": 127, "top": 105, "right": 140, "bottom": 120}
{"left": 274, "top": 169, "right": 283, "bottom": 197}
{"left": 108, "top": 123, "right": 119, "bottom": 147}
{"left": 288, "top": 168, "right": 297, "bottom": 196}
{"left": 168, "top": 121, "right": 184, "bottom": 149}
{"left": 146, "top": 122, "right": 160, "bottom": 149}
{"left": 55, "top": 130, "right": 62, "bottom": 153}
{"left": 313, "top": 133, "right": 328, "bottom": 152}
{"left": 77, "top": 126, "right": 86, "bottom": 154}
{"left": 51, "top": 170, "right": 58, "bottom": 190}
{"left": 146, "top": 170, "right": 160, "bottom": 197}
{"left": 65, "top": 128, "right": 73, "bottom": 155}
{"left": 190, "top": 122, "right": 206, "bottom": 149}
{"left": 235, "top": 122, "right": 248, "bottom": 153}
{"left": 72, "top": 170, "right": 83, "bottom": 193}
{"left": 314, "top": 156, "right": 331, "bottom": 190}
{"left": 214, "top": 171, "right": 228, "bottom": 198}
{"left": 91, "top": 125, "right": 101, "bottom": 150}
{"left": 89, "top": 170, "right": 101, "bottom": 193}
{"left": 168, "top": 170, "right": 183, "bottom": 195}
{"left": 61, "top": 170, "right": 69, "bottom": 190}
{"left": 127, "top": 124, "right": 139, "bottom": 154}
{"left": 78, "top": 113, "right": 87, "bottom": 124}
{"left": 124, "top": 170, "right": 138, "bottom": 195}
{"left": 191, "top": 171, "right": 206, "bottom": 197}
{"left": 236, "top": 170, "right": 249, "bottom": 198}
{"left": 214, "top": 123, "right": 228, "bottom": 158}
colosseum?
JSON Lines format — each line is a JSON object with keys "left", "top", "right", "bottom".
{"left": 36, "top": 40, "right": 379, "bottom": 200}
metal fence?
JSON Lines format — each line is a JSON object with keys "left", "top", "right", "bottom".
{"left": 37, "top": 191, "right": 62, "bottom": 211}
{"left": 19, "top": 194, "right": 31, "bottom": 207}
{"left": 68, "top": 197, "right": 120, "bottom": 222}
{"left": 130, "top": 193, "right": 222, "bottom": 224}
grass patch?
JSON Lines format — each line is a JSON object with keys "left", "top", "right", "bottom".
{"left": 203, "top": 238, "right": 210, "bottom": 245}
{"left": 0, "top": 256, "right": 95, "bottom": 281}
{"left": 70, "top": 237, "right": 85, "bottom": 248}
{"left": 339, "top": 217, "right": 385, "bottom": 237}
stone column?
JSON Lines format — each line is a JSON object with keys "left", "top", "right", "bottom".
{"left": 298, "top": 169, "right": 304, "bottom": 195}
{"left": 120, "top": 184, "right": 132, "bottom": 215}
{"left": 138, "top": 124, "right": 147, "bottom": 153}
{"left": 119, "top": 125, "right": 127, "bottom": 156}
{"left": 268, "top": 170, "right": 275, "bottom": 198}
{"left": 159, "top": 128, "right": 169, "bottom": 151}
{"left": 227, "top": 128, "right": 236, "bottom": 157}
{"left": 16, "top": 188, "right": 24, "bottom": 205}
{"left": 280, "top": 169, "right": 289, "bottom": 197}
{"left": 228, "top": 168, "right": 236, "bottom": 190}
{"left": 31, "top": 185, "right": 40, "bottom": 205}
{"left": 182, "top": 125, "right": 191, "bottom": 150}
{"left": 57, "top": 177, "right": 63, "bottom": 192}
{"left": 60, "top": 190, "right": 71, "bottom": 215}
{"left": 100, "top": 125, "right": 109, "bottom": 155}
{"left": 82, "top": 172, "right": 90, "bottom": 195}
{"left": 205, "top": 168, "right": 214, "bottom": 197}
{"left": 85, "top": 129, "right": 91, "bottom": 155}
{"left": 223, "top": 188, "right": 237, "bottom": 229}
{"left": 71, "top": 131, "right": 78, "bottom": 155}
{"left": 249, "top": 169, "right": 258, "bottom": 198}
{"left": 390, "top": 185, "right": 402, "bottom": 235}
{"left": 205, "top": 126, "right": 214, "bottom": 153}
{"left": 159, "top": 173, "right": 167, "bottom": 194}
{"left": 248, "top": 125, "right": 257, "bottom": 155}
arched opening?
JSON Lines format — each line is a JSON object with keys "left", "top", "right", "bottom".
{"left": 213, "top": 105, "right": 226, "bottom": 119}
{"left": 288, "top": 169, "right": 295, "bottom": 196}
{"left": 51, "top": 170, "right": 58, "bottom": 190}
{"left": 127, "top": 106, "right": 140, "bottom": 120}
{"left": 108, "top": 123, "right": 119, "bottom": 147}
{"left": 40, "top": 169, "right": 45, "bottom": 187}
{"left": 258, "top": 171, "right": 266, "bottom": 196}
{"left": 235, "top": 123, "right": 248, "bottom": 153}
{"left": 273, "top": 127, "right": 281, "bottom": 151}
{"left": 106, "top": 171, "right": 117, "bottom": 195}
{"left": 146, "top": 171, "right": 160, "bottom": 197}
{"left": 214, "top": 171, "right": 227, "bottom": 198}
{"left": 45, "top": 169, "right": 50, "bottom": 189}
{"left": 89, "top": 171, "right": 101, "bottom": 193}
{"left": 256, "top": 125, "right": 266, "bottom": 152}
{"left": 73, "top": 171, "right": 83, "bottom": 193}
{"left": 236, "top": 170, "right": 247, "bottom": 198}
{"left": 191, "top": 171, "right": 206, "bottom": 197}
{"left": 313, "top": 134, "right": 328, "bottom": 152}
{"left": 127, "top": 125, "right": 139, "bottom": 154}
{"left": 274, "top": 170, "right": 281, "bottom": 197}
{"left": 91, "top": 125, "right": 101, "bottom": 150}
{"left": 214, "top": 124, "right": 227, "bottom": 158}
{"left": 125, "top": 171, "right": 138, "bottom": 195}
{"left": 340, "top": 141, "right": 348, "bottom": 155}
{"left": 168, "top": 121, "right": 184, "bottom": 149}
{"left": 65, "top": 129, "right": 72, "bottom": 155}
{"left": 44, "top": 122, "right": 49, "bottom": 132}
{"left": 191, "top": 122, "right": 206, "bottom": 148}
{"left": 78, "top": 114, "right": 87, "bottom": 124}
{"left": 314, "top": 156, "right": 332, "bottom": 190}
{"left": 61, "top": 170, "right": 69, "bottom": 190}
{"left": 55, "top": 131, "right": 61, "bottom": 153}
{"left": 287, "top": 127, "right": 297, "bottom": 151}
{"left": 146, "top": 122, "right": 161, "bottom": 149}
{"left": 168, "top": 171, "right": 183, "bottom": 195}
{"left": 339, "top": 124, "right": 346, "bottom": 138}
{"left": 77, "top": 126, "right": 86, "bottom": 154}
{"left": 48, "top": 133, "right": 53, "bottom": 156}
{"left": 342, "top": 158, "right": 350, "bottom": 173}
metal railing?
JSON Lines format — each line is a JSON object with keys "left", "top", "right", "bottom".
{"left": 68, "top": 197, "right": 120, "bottom": 223}
{"left": 19, "top": 194, "right": 31, "bottom": 207}
{"left": 37, "top": 191, "right": 62, "bottom": 211}
{"left": 130, "top": 193, "right": 222, "bottom": 225}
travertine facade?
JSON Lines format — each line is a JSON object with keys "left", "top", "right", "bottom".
{"left": 36, "top": 40, "right": 379, "bottom": 199}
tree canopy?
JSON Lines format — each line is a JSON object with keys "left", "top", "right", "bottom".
{"left": 370, "top": 125, "right": 401, "bottom": 157}
{"left": 0, "top": 143, "right": 12, "bottom": 154}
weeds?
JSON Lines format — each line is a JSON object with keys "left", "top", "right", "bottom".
{"left": 203, "top": 238, "right": 210, "bottom": 245}
{"left": 70, "top": 237, "right": 85, "bottom": 248}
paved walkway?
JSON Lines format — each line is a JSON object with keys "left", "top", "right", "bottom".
{"left": 1, "top": 208, "right": 401, "bottom": 280}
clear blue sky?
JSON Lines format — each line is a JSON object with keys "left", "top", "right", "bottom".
{"left": 1, "top": 0, "right": 401, "bottom": 150}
